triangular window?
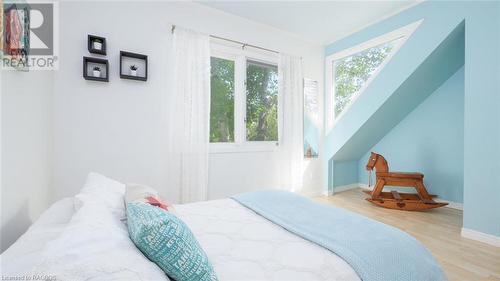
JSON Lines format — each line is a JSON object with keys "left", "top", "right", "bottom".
{"left": 333, "top": 37, "right": 403, "bottom": 117}
{"left": 325, "top": 20, "right": 422, "bottom": 129}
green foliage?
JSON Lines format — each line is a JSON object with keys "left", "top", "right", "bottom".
{"left": 209, "top": 57, "right": 279, "bottom": 143}
{"left": 210, "top": 57, "right": 235, "bottom": 142}
{"left": 334, "top": 39, "right": 400, "bottom": 117}
{"left": 246, "top": 61, "right": 278, "bottom": 141}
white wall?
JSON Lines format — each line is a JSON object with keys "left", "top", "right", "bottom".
{"left": 53, "top": 1, "right": 324, "bottom": 203}
{"left": 1, "top": 71, "right": 53, "bottom": 252}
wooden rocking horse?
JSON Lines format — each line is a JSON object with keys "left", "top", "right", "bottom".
{"left": 364, "top": 152, "right": 448, "bottom": 211}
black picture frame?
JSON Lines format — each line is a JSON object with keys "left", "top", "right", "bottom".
{"left": 120, "top": 51, "right": 148, "bottom": 81}
{"left": 83, "top": 56, "right": 109, "bottom": 82}
{"left": 88, "top": 35, "right": 106, "bottom": 55}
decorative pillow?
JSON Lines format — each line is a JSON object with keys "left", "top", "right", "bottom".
{"left": 127, "top": 202, "right": 218, "bottom": 281}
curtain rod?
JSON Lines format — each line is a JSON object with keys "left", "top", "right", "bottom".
{"left": 171, "top": 25, "right": 279, "bottom": 54}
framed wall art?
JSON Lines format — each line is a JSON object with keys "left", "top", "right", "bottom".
{"left": 3, "top": 3, "right": 30, "bottom": 71}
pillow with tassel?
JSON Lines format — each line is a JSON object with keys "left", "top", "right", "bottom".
{"left": 127, "top": 202, "right": 218, "bottom": 281}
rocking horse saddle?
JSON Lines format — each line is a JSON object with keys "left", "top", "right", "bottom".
{"left": 376, "top": 172, "right": 424, "bottom": 179}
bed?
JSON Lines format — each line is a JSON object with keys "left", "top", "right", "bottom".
{"left": 1, "top": 173, "right": 446, "bottom": 281}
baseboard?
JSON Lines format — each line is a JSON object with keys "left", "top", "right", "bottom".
{"left": 322, "top": 190, "right": 332, "bottom": 196}
{"left": 433, "top": 198, "right": 463, "bottom": 210}
{"left": 320, "top": 183, "right": 360, "bottom": 196}
{"left": 321, "top": 183, "right": 359, "bottom": 196}
{"left": 359, "top": 183, "right": 370, "bottom": 190}
{"left": 461, "top": 228, "right": 500, "bottom": 247}
{"left": 358, "top": 183, "right": 463, "bottom": 210}
{"left": 333, "top": 183, "right": 360, "bottom": 193}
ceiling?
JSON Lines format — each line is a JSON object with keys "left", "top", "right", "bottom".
{"left": 198, "top": 1, "right": 420, "bottom": 45}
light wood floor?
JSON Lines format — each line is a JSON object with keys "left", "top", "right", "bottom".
{"left": 314, "top": 189, "right": 500, "bottom": 281}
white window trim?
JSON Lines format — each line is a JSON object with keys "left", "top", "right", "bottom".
{"left": 325, "top": 19, "right": 423, "bottom": 133}
{"left": 210, "top": 40, "right": 281, "bottom": 154}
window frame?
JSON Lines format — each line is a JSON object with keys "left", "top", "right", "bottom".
{"left": 210, "top": 41, "right": 281, "bottom": 154}
{"left": 325, "top": 20, "right": 422, "bottom": 133}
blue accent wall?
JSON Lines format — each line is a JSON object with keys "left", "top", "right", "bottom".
{"left": 358, "top": 67, "right": 464, "bottom": 203}
{"left": 323, "top": 1, "right": 500, "bottom": 237}
{"left": 322, "top": 2, "right": 466, "bottom": 194}
{"left": 462, "top": 2, "right": 500, "bottom": 237}
{"left": 333, "top": 160, "right": 358, "bottom": 188}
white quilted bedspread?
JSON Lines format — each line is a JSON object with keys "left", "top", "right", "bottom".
{"left": 174, "top": 199, "right": 361, "bottom": 281}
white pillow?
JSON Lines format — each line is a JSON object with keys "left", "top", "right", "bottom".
{"left": 125, "top": 183, "right": 159, "bottom": 204}
{"left": 124, "top": 184, "right": 177, "bottom": 214}
{"left": 30, "top": 200, "right": 170, "bottom": 281}
{"left": 74, "top": 172, "right": 126, "bottom": 220}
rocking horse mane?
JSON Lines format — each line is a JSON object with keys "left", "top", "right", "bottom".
{"left": 365, "top": 152, "right": 389, "bottom": 173}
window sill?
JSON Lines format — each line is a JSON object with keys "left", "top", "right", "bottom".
{"left": 209, "top": 142, "right": 279, "bottom": 154}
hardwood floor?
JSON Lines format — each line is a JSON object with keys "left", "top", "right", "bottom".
{"left": 314, "top": 188, "right": 500, "bottom": 281}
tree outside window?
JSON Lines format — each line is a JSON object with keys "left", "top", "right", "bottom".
{"left": 334, "top": 37, "right": 402, "bottom": 118}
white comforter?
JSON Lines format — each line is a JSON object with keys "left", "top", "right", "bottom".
{"left": 2, "top": 199, "right": 169, "bottom": 281}
{"left": 1, "top": 198, "right": 360, "bottom": 281}
{"left": 1, "top": 198, "right": 75, "bottom": 276}
{"left": 175, "top": 199, "right": 360, "bottom": 281}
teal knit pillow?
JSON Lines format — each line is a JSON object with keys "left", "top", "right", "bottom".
{"left": 127, "top": 202, "right": 218, "bottom": 281}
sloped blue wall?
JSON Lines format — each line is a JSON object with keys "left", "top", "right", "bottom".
{"left": 358, "top": 67, "right": 464, "bottom": 203}
{"left": 323, "top": 1, "right": 500, "bottom": 237}
{"left": 323, "top": 3, "right": 466, "bottom": 194}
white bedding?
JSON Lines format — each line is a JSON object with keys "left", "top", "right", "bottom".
{"left": 2, "top": 195, "right": 360, "bottom": 281}
{"left": 1, "top": 197, "right": 75, "bottom": 275}
{"left": 175, "top": 199, "right": 360, "bottom": 281}
{"left": 31, "top": 201, "right": 169, "bottom": 281}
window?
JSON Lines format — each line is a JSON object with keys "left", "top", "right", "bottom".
{"left": 246, "top": 60, "right": 279, "bottom": 141}
{"left": 333, "top": 38, "right": 402, "bottom": 117}
{"left": 325, "top": 20, "right": 422, "bottom": 131}
{"left": 210, "top": 57, "right": 235, "bottom": 143}
{"left": 210, "top": 43, "right": 280, "bottom": 152}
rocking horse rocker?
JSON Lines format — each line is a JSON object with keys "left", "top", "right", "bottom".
{"left": 364, "top": 152, "right": 448, "bottom": 211}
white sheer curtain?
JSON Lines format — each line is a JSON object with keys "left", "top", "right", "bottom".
{"left": 279, "top": 54, "right": 304, "bottom": 191}
{"left": 168, "top": 27, "right": 210, "bottom": 203}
